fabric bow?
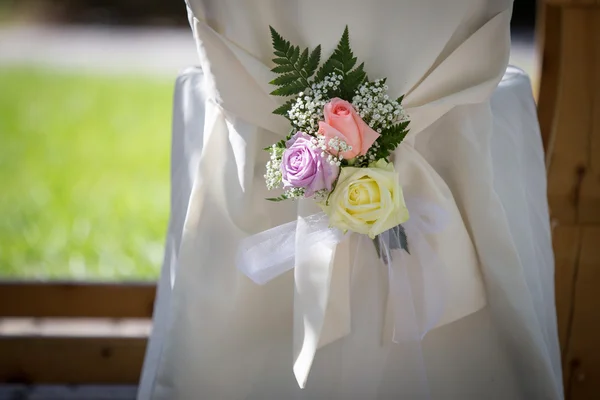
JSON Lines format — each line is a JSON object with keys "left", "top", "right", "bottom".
{"left": 236, "top": 196, "right": 448, "bottom": 388}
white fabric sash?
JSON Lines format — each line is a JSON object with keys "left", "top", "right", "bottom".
{"left": 188, "top": 4, "right": 512, "bottom": 389}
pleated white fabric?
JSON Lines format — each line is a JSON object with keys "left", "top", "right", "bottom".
{"left": 138, "top": 1, "right": 563, "bottom": 399}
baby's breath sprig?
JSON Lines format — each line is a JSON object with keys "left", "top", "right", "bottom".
{"left": 354, "top": 140, "right": 381, "bottom": 167}
{"left": 307, "top": 135, "right": 343, "bottom": 167}
{"left": 264, "top": 144, "right": 284, "bottom": 190}
{"left": 352, "top": 79, "right": 407, "bottom": 133}
{"left": 287, "top": 73, "right": 342, "bottom": 134}
{"left": 284, "top": 187, "right": 306, "bottom": 199}
{"left": 313, "top": 189, "right": 329, "bottom": 202}
{"left": 352, "top": 79, "right": 410, "bottom": 160}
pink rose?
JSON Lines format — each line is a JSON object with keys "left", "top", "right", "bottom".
{"left": 318, "top": 98, "right": 380, "bottom": 160}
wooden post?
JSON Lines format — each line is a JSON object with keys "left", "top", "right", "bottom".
{"left": 538, "top": 1, "right": 600, "bottom": 398}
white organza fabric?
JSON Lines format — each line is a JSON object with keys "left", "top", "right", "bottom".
{"left": 138, "top": 1, "right": 563, "bottom": 399}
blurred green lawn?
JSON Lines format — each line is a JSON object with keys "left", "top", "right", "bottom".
{"left": 0, "top": 66, "right": 173, "bottom": 280}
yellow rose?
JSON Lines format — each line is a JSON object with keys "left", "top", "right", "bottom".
{"left": 321, "top": 159, "right": 409, "bottom": 239}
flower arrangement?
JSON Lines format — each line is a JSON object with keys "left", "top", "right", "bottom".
{"left": 264, "top": 26, "right": 411, "bottom": 246}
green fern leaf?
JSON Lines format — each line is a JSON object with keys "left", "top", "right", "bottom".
{"left": 270, "top": 26, "right": 291, "bottom": 54}
{"left": 331, "top": 59, "right": 344, "bottom": 70}
{"left": 270, "top": 72, "right": 301, "bottom": 86}
{"left": 271, "top": 64, "right": 295, "bottom": 74}
{"left": 306, "top": 45, "right": 321, "bottom": 78}
{"left": 268, "top": 27, "right": 324, "bottom": 106}
{"left": 315, "top": 57, "right": 336, "bottom": 82}
{"left": 332, "top": 27, "right": 353, "bottom": 66}
{"left": 289, "top": 46, "right": 300, "bottom": 63}
{"left": 345, "top": 62, "right": 367, "bottom": 93}
{"left": 270, "top": 81, "right": 306, "bottom": 97}
{"left": 297, "top": 48, "right": 309, "bottom": 71}
{"left": 272, "top": 57, "right": 291, "bottom": 66}
{"left": 376, "top": 120, "right": 410, "bottom": 159}
{"left": 272, "top": 98, "right": 296, "bottom": 117}
{"left": 333, "top": 27, "right": 357, "bottom": 72}
{"left": 397, "top": 120, "right": 410, "bottom": 131}
{"left": 266, "top": 193, "right": 290, "bottom": 202}
{"left": 314, "top": 26, "right": 364, "bottom": 99}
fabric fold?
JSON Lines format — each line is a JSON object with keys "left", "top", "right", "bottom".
{"left": 188, "top": 7, "right": 511, "bottom": 139}
{"left": 403, "top": 9, "right": 511, "bottom": 139}
{"left": 291, "top": 200, "right": 340, "bottom": 388}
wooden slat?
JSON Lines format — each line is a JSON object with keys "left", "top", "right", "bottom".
{"left": 0, "top": 318, "right": 152, "bottom": 337}
{"left": 536, "top": 4, "right": 562, "bottom": 153}
{"left": 565, "top": 227, "right": 600, "bottom": 399}
{"left": 0, "top": 337, "right": 147, "bottom": 384}
{"left": 546, "top": 0, "right": 600, "bottom": 6}
{"left": 579, "top": 9, "right": 600, "bottom": 223}
{"left": 0, "top": 282, "right": 156, "bottom": 318}
{"left": 546, "top": 8, "right": 595, "bottom": 224}
{"left": 552, "top": 226, "right": 581, "bottom": 356}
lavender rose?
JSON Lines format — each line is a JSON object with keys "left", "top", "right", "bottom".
{"left": 281, "top": 132, "right": 339, "bottom": 197}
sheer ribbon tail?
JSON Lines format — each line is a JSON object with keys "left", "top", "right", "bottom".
{"left": 381, "top": 198, "right": 449, "bottom": 344}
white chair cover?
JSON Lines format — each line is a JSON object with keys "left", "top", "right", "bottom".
{"left": 138, "top": 1, "right": 563, "bottom": 399}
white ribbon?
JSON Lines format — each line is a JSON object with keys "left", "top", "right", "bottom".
{"left": 236, "top": 196, "right": 449, "bottom": 390}
{"left": 236, "top": 212, "right": 343, "bottom": 285}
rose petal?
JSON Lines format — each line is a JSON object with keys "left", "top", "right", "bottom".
{"left": 318, "top": 121, "right": 360, "bottom": 159}
{"left": 355, "top": 116, "right": 381, "bottom": 155}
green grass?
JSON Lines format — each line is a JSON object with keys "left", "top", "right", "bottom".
{"left": 0, "top": 66, "right": 173, "bottom": 280}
